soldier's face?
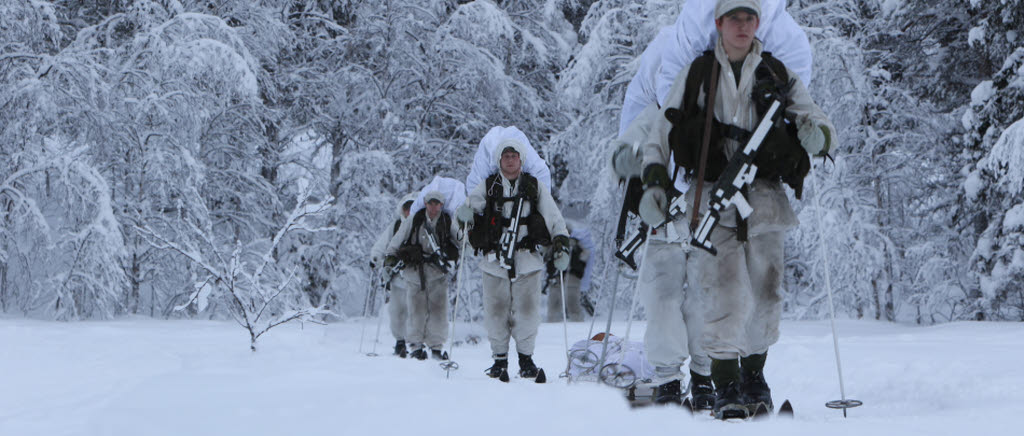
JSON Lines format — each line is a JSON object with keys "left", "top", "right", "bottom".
{"left": 716, "top": 10, "right": 759, "bottom": 56}
{"left": 426, "top": 200, "right": 442, "bottom": 220}
{"left": 500, "top": 151, "right": 521, "bottom": 178}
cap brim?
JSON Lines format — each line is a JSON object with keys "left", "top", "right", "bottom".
{"left": 724, "top": 7, "right": 758, "bottom": 17}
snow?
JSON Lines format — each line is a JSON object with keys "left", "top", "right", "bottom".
{"left": 3, "top": 318, "right": 1024, "bottom": 435}
{"left": 968, "top": 25, "right": 985, "bottom": 47}
{"left": 1003, "top": 203, "right": 1024, "bottom": 230}
{"left": 985, "top": 117, "right": 1024, "bottom": 195}
{"left": 964, "top": 168, "right": 983, "bottom": 201}
{"left": 970, "top": 80, "right": 994, "bottom": 106}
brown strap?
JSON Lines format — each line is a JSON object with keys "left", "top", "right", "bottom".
{"left": 690, "top": 58, "right": 720, "bottom": 232}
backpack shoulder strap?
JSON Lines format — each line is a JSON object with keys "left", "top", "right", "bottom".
{"left": 684, "top": 51, "right": 717, "bottom": 116}
{"left": 405, "top": 209, "right": 426, "bottom": 246}
{"left": 758, "top": 51, "right": 790, "bottom": 84}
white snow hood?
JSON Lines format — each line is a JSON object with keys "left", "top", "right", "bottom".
{"left": 465, "top": 126, "right": 552, "bottom": 194}
{"left": 409, "top": 176, "right": 467, "bottom": 216}
{"left": 652, "top": 0, "right": 813, "bottom": 106}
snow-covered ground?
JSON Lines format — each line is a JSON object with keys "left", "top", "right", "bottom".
{"left": 2, "top": 317, "right": 1020, "bottom": 436}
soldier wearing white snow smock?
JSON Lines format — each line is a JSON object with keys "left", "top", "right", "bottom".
{"left": 610, "top": 0, "right": 813, "bottom": 410}
{"left": 456, "top": 138, "right": 570, "bottom": 382}
{"left": 370, "top": 192, "right": 417, "bottom": 358}
{"left": 638, "top": 0, "right": 835, "bottom": 419}
{"left": 385, "top": 190, "right": 461, "bottom": 361}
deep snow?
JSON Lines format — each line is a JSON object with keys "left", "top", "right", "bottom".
{"left": 2, "top": 317, "right": 1020, "bottom": 436}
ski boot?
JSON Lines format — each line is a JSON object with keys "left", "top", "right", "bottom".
{"left": 711, "top": 359, "right": 747, "bottom": 420}
{"left": 394, "top": 340, "right": 408, "bottom": 358}
{"left": 689, "top": 371, "right": 715, "bottom": 410}
{"left": 653, "top": 379, "right": 683, "bottom": 406}
{"left": 741, "top": 353, "right": 773, "bottom": 416}
{"left": 517, "top": 353, "right": 546, "bottom": 383}
{"left": 486, "top": 355, "right": 509, "bottom": 379}
{"left": 431, "top": 349, "right": 449, "bottom": 361}
{"left": 409, "top": 347, "right": 428, "bottom": 361}
{"left": 518, "top": 353, "right": 540, "bottom": 378}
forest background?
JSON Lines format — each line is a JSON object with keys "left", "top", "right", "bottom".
{"left": 1, "top": 0, "right": 1022, "bottom": 329}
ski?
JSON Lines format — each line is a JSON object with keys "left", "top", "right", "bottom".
{"left": 777, "top": 400, "right": 793, "bottom": 418}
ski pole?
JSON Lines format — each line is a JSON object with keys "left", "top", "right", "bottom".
{"left": 358, "top": 268, "right": 378, "bottom": 354}
{"left": 559, "top": 269, "right": 571, "bottom": 384}
{"left": 367, "top": 278, "right": 387, "bottom": 357}
{"left": 622, "top": 226, "right": 653, "bottom": 343}
{"left": 440, "top": 226, "right": 469, "bottom": 376}
{"left": 594, "top": 255, "right": 621, "bottom": 384}
{"left": 810, "top": 169, "right": 862, "bottom": 417}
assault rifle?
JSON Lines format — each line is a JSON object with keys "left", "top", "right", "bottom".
{"left": 497, "top": 196, "right": 526, "bottom": 279}
{"left": 425, "top": 231, "right": 455, "bottom": 274}
{"left": 382, "top": 259, "right": 405, "bottom": 291}
{"left": 655, "top": 195, "right": 689, "bottom": 242}
{"left": 691, "top": 100, "right": 782, "bottom": 255}
{"left": 614, "top": 224, "right": 646, "bottom": 271}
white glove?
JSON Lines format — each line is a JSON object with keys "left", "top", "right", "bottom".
{"left": 638, "top": 187, "right": 667, "bottom": 227}
{"left": 611, "top": 142, "right": 642, "bottom": 179}
{"left": 553, "top": 251, "right": 570, "bottom": 272}
{"left": 797, "top": 120, "right": 830, "bottom": 156}
{"left": 455, "top": 204, "right": 475, "bottom": 225}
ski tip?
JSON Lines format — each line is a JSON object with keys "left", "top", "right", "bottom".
{"left": 535, "top": 368, "right": 547, "bottom": 384}
{"left": 499, "top": 369, "right": 510, "bottom": 383}
{"left": 778, "top": 400, "right": 793, "bottom": 418}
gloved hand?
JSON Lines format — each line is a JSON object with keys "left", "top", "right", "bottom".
{"left": 638, "top": 186, "right": 667, "bottom": 227}
{"left": 370, "top": 260, "right": 377, "bottom": 270}
{"left": 384, "top": 255, "right": 399, "bottom": 268}
{"left": 797, "top": 120, "right": 832, "bottom": 157}
{"left": 551, "top": 235, "right": 571, "bottom": 272}
{"left": 611, "top": 142, "right": 642, "bottom": 180}
{"left": 455, "top": 204, "right": 475, "bottom": 227}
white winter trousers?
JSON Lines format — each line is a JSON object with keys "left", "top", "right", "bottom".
{"left": 386, "top": 277, "right": 408, "bottom": 342}
{"left": 638, "top": 236, "right": 711, "bottom": 377}
{"left": 482, "top": 270, "right": 543, "bottom": 357}
{"left": 401, "top": 264, "right": 449, "bottom": 350}
{"left": 690, "top": 227, "right": 785, "bottom": 360}
{"left": 546, "top": 273, "right": 583, "bottom": 322}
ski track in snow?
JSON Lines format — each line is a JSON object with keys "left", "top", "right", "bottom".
{"left": 1, "top": 318, "right": 1020, "bottom": 436}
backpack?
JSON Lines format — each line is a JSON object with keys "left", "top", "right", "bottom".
{"left": 396, "top": 209, "right": 458, "bottom": 267}
{"left": 468, "top": 172, "right": 551, "bottom": 255}
{"left": 663, "top": 50, "right": 811, "bottom": 199}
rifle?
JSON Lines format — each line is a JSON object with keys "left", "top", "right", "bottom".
{"left": 381, "top": 259, "right": 405, "bottom": 291}
{"left": 654, "top": 194, "right": 689, "bottom": 242}
{"left": 614, "top": 224, "right": 646, "bottom": 271}
{"left": 496, "top": 196, "right": 526, "bottom": 279}
{"left": 425, "top": 231, "right": 455, "bottom": 274}
{"left": 690, "top": 100, "right": 783, "bottom": 255}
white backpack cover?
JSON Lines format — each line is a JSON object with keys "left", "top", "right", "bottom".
{"left": 465, "top": 126, "right": 552, "bottom": 194}
{"left": 409, "top": 176, "right": 467, "bottom": 217}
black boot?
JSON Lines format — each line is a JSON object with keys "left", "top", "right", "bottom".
{"left": 394, "top": 340, "right": 407, "bottom": 358}
{"left": 654, "top": 379, "right": 683, "bottom": 405}
{"left": 518, "top": 353, "right": 540, "bottom": 378}
{"left": 689, "top": 371, "right": 715, "bottom": 410}
{"left": 741, "top": 352, "right": 773, "bottom": 413}
{"left": 486, "top": 355, "right": 508, "bottom": 378}
{"left": 711, "top": 358, "right": 746, "bottom": 419}
{"left": 409, "top": 347, "right": 428, "bottom": 361}
{"left": 431, "top": 349, "right": 448, "bottom": 361}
